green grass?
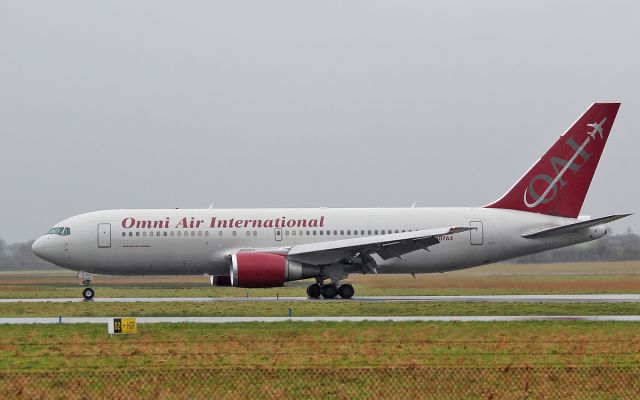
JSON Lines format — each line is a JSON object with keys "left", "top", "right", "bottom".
{"left": 3, "top": 300, "right": 640, "bottom": 317}
{"left": 1, "top": 321, "right": 640, "bottom": 371}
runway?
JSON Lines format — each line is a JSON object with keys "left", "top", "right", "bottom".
{"left": 2, "top": 315, "right": 640, "bottom": 324}
{"left": 3, "top": 294, "right": 640, "bottom": 303}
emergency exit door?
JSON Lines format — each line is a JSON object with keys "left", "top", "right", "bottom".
{"left": 469, "top": 221, "right": 483, "bottom": 245}
{"left": 98, "top": 223, "right": 111, "bottom": 248}
{"left": 274, "top": 228, "right": 283, "bottom": 241}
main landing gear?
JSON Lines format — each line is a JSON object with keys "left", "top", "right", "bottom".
{"left": 306, "top": 282, "right": 355, "bottom": 299}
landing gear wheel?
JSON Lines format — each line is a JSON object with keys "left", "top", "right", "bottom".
{"left": 306, "top": 283, "right": 322, "bottom": 299}
{"left": 338, "top": 284, "right": 355, "bottom": 299}
{"left": 82, "top": 287, "right": 95, "bottom": 300}
{"left": 322, "top": 284, "right": 338, "bottom": 299}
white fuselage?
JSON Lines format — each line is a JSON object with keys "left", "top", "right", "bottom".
{"left": 32, "top": 207, "right": 605, "bottom": 276}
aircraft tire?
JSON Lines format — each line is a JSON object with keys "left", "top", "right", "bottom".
{"left": 338, "top": 284, "right": 354, "bottom": 299}
{"left": 322, "top": 284, "right": 338, "bottom": 299}
{"left": 82, "top": 287, "right": 95, "bottom": 300}
{"left": 306, "top": 283, "right": 322, "bottom": 298}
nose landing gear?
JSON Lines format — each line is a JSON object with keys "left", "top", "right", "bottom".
{"left": 306, "top": 282, "right": 354, "bottom": 299}
{"left": 78, "top": 272, "right": 94, "bottom": 300}
{"left": 82, "top": 287, "right": 95, "bottom": 300}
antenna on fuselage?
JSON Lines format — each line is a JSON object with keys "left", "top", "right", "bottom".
{"left": 208, "top": 203, "right": 214, "bottom": 209}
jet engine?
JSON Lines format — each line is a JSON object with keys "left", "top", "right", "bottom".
{"left": 230, "top": 252, "right": 318, "bottom": 288}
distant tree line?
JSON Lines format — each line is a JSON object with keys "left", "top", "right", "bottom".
{"left": 513, "top": 230, "right": 640, "bottom": 263}
{"left": 1, "top": 231, "right": 640, "bottom": 271}
{"left": 0, "top": 239, "right": 62, "bottom": 271}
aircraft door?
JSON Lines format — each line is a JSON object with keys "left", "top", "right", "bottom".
{"left": 98, "top": 223, "right": 111, "bottom": 248}
{"left": 469, "top": 221, "right": 483, "bottom": 245}
{"left": 274, "top": 228, "right": 283, "bottom": 241}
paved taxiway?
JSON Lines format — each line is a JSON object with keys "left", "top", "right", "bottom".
{"left": 3, "top": 294, "right": 640, "bottom": 303}
{"left": 2, "top": 315, "right": 640, "bottom": 324}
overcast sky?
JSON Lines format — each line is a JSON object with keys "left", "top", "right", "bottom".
{"left": 1, "top": 1, "right": 638, "bottom": 242}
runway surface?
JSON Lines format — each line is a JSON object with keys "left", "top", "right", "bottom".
{"left": 2, "top": 315, "right": 640, "bottom": 324}
{"left": 3, "top": 294, "right": 640, "bottom": 303}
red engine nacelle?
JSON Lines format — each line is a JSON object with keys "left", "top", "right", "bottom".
{"left": 230, "top": 252, "right": 317, "bottom": 288}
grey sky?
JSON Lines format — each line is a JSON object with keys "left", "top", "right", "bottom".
{"left": 1, "top": 1, "right": 638, "bottom": 243}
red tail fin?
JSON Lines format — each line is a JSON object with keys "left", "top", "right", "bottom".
{"left": 485, "top": 103, "right": 620, "bottom": 218}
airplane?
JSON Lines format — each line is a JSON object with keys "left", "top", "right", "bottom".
{"left": 32, "top": 103, "right": 630, "bottom": 300}
{"left": 587, "top": 117, "right": 607, "bottom": 140}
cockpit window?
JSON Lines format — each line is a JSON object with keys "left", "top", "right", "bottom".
{"left": 46, "top": 227, "right": 71, "bottom": 236}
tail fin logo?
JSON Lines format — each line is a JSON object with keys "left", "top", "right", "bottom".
{"left": 587, "top": 117, "right": 607, "bottom": 140}
{"left": 523, "top": 119, "right": 605, "bottom": 208}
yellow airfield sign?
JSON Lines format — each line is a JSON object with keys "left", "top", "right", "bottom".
{"left": 108, "top": 317, "right": 137, "bottom": 334}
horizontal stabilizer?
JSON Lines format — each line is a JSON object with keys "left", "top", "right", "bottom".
{"left": 521, "top": 214, "right": 632, "bottom": 239}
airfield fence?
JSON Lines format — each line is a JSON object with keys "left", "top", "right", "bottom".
{"left": 1, "top": 365, "right": 640, "bottom": 399}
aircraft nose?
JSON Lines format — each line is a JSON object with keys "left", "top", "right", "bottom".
{"left": 32, "top": 237, "right": 45, "bottom": 258}
{"left": 32, "top": 236, "right": 54, "bottom": 262}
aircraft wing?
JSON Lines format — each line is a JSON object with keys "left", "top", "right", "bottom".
{"left": 285, "top": 226, "right": 475, "bottom": 266}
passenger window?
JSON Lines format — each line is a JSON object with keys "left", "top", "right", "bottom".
{"left": 129, "top": 232, "right": 133, "bottom": 237}
{"left": 164, "top": 232, "right": 168, "bottom": 237}
{"left": 198, "top": 231, "right": 202, "bottom": 237}
{"left": 247, "top": 231, "right": 251, "bottom": 236}
{"left": 313, "top": 230, "right": 317, "bottom": 235}
{"left": 340, "top": 230, "right": 344, "bottom": 235}
{"left": 149, "top": 232, "right": 153, "bottom": 237}
{"left": 253, "top": 231, "right": 257, "bottom": 236}
{"left": 368, "top": 230, "right": 372, "bottom": 235}
{"left": 136, "top": 232, "right": 140, "bottom": 237}
{"left": 191, "top": 231, "right": 195, "bottom": 237}
{"left": 347, "top": 230, "right": 351, "bottom": 235}
{"left": 170, "top": 231, "right": 174, "bottom": 237}
{"left": 232, "top": 231, "right": 237, "bottom": 236}
{"left": 143, "top": 231, "right": 147, "bottom": 237}
{"left": 219, "top": 231, "right": 223, "bottom": 236}
{"left": 374, "top": 230, "right": 378, "bottom": 235}
{"left": 326, "top": 230, "right": 330, "bottom": 236}
{"left": 285, "top": 230, "right": 290, "bottom": 236}
{"left": 395, "top": 230, "right": 399, "bottom": 233}
{"left": 361, "top": 230, "right": 365, "bottom": 235}
{"left": 122, "top": 232, "right": 126, "bottom": 237}
{"left": 292, "top": 230, "right": 296, "bottom": 236}
{"left": 319, "top": 231, "right": 323, "bottom": 235}
{"left": 177, "top": 231, "right": 181, "bottom": 237}
{"left": 299, "top": 230, "right": 303, "bottom": 236}
{"left": 205, "top": 231, "right": 209, "bottom": 237}
{"left": 306, "top": 230, "right": 310, "bottom": 236}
